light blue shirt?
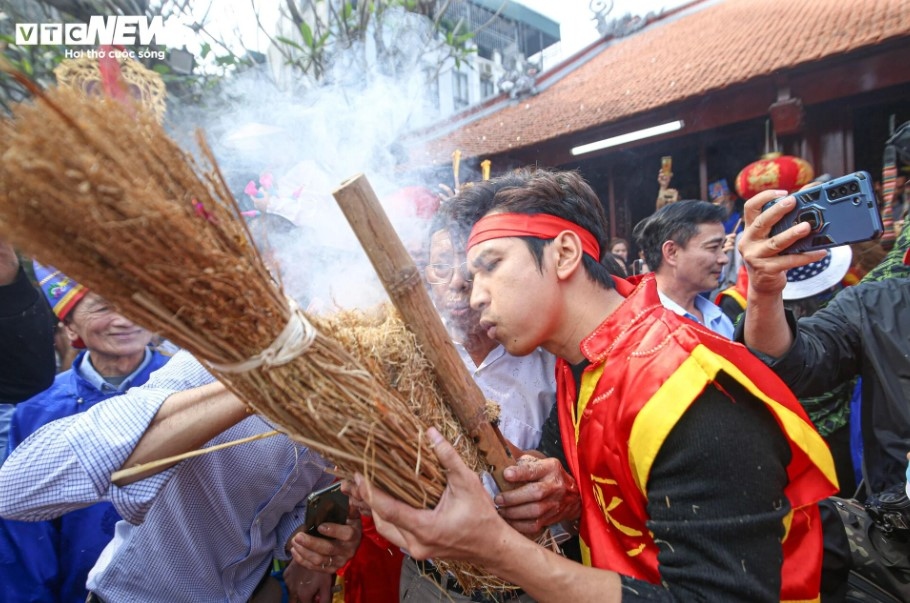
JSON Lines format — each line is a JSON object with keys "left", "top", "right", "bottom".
{"left": 79, "top": 348, "right": 154, "bottom": 394}
{"left": 0, "top": 351, "right": 334, "bottom": 602}
{"left": 658, "top": 289, "right": 735, "bottom": 339}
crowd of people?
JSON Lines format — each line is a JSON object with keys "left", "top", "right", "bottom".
{"left": 2, "top": 141, "right": 910, "bottom": 602}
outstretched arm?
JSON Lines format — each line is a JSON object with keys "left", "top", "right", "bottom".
{"left": 114, "top": 381, "right": 247, "bottom": 485}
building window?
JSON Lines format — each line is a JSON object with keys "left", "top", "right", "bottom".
{"left": 480, "top": 75, "right": 495, "bottom": 99}
{"left": 453, "top": 71, "right": 469, "bottom": 110}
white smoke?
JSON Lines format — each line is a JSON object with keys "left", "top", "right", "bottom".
{"left": 167, "top": 7, "right": 450, "bottom": 313}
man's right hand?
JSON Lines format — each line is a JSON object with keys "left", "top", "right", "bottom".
{"left": 739, "top": 189, "right": 830, "bottom": 358}
{"left": 738, "top": 189, "right": 827, "bottom": 297}
{"left": 657, "top": 170, "right": 672, "bottom": 189}
{"left": 0, "top": 238, "right": 20, "bottom": 286}
{"left": 494, "top": 455, "right": 581, "bottom": 536}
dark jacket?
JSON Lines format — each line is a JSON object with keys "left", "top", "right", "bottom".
{"left": 739, "top": 277, "right": 910, "bottom": 495}
{"left": 0, "top": 267, "right": 55, "bottom": 404}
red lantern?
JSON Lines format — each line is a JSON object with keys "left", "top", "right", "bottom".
{"left": 735, "top": 152, "right": 814, "bottom": 198}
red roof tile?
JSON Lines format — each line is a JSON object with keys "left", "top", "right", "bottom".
{"left": 411, "top": 0, "right": 910, "bottom": 164}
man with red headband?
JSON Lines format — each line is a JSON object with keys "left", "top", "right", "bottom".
{"left": 353, "top": 168, "right": 838, "bottom": 601}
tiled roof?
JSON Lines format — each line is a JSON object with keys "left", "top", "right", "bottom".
{"left": 411, "top": 0, "right": 910, "bottom": 164}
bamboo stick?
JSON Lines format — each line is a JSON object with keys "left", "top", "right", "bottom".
{"left": 111, "top": 430, "right": 281, "bottom": 483}
{"left": 332, "top": 174, "right": 516, "bottom": 490}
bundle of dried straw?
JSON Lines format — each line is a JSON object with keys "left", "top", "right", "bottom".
{"left": 0, "top": 84, "right": 511, "bottom": 593}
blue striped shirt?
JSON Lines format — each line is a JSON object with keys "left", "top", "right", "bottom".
{"left": 0, "top": 350, "right": 334, "bottom": 602}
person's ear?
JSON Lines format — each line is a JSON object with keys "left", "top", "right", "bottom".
{"left": 63, "top": 320, "right": 81, "bottom": 345}
{"left": 661, "top": 239, "right": 679, "bottom": 268}
{"left": 552, "top": 231, "right": 584, "bottom": 279}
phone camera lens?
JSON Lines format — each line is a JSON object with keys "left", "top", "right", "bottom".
{"left": 838, "top": 186, "right": 848, "bottom": 197}
{"left": 849, "top": 182, "right": 860, "bottom": 193}
{"left": 798, "top": 210, "right": 821, "bottom": 231}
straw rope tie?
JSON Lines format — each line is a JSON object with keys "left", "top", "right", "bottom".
{"left": 209, "top": 297, "right": 316, "bottom": 373}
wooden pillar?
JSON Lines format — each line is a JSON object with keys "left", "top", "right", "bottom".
{"left": 698, "top": 139, "right": 708, "bottom": 200}
{"left": 607, "top": 163, "right": 617, "bottom": 241}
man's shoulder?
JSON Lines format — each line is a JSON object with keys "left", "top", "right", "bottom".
{"left": 825, "top": 276, "right": 910, "bottom": 317}
{"left": 17, "top": 370, "right": 78, "bottom": 408}
{"left": 142, "top": 350, "right": 213, "bottom": 388}
{"left": 11, "top": 375, "right": 81, "bottom": 439}
{"left": 630, "top": 306, "right": 745, "bottom": 365}
{"left": 854, "top": 275, "right": 910, "bottom": 294}
{"left": 146, "top": 348, "right": 174, "bottom": 371}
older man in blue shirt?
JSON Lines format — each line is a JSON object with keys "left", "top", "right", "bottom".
{"left": 0, "top": 264, "right": 171, "bottom": 603}
{"left": 633, "top": 200, "right": 735, "bottom": 338}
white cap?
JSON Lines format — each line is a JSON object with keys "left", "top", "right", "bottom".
{"left": 782, "top": 245, "right": 853, "bottom": 301}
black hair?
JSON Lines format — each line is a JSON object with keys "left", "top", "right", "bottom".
{"left": 633, "top": 200, "right": 726, "bottom": 272}
{"left": 443, "top": 168, "right": 614, "bottom": 289}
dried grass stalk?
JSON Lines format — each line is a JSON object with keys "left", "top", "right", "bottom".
{"left": 0, "top": 87, "right": 513, "bottom": 593}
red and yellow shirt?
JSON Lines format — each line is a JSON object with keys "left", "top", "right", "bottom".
{"left": 557, "top": 274, "right": 837, "bottom": 601}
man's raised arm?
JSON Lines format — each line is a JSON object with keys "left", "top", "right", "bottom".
{"left": 738, "top": 190, "right": 827, "bottom": 357}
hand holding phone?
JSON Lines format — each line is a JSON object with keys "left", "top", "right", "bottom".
{"left": 304, "top": 482, "right": 350, "bottom": 539}
{"left": 760, "top": 171, "right": 882, "bottom": 254}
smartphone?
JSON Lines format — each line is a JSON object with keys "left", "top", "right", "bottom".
{"left": 761, "top": 171, "right": 883, "bottom": 254}
{"left": 631, "top": 258, "right": 646, "bottom": 275}
{"left": 661, "top": 156, "right": 673, "bottom": 175}
{"left": 303, "top": 482, "right": 349, "bottom": 538}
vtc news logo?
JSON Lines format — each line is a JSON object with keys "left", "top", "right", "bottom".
{"left": 15, "top": 16, "right": 164, "bottom": 46}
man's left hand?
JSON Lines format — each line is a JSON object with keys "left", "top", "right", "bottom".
{"left": 287, "top": 515, "right": 362, "bottom": 574}
{"left": 284, "top": 560, "right": 333, "bottom": 603}
{"left": 494, "top": 455, "right": 581, "bottom": 536}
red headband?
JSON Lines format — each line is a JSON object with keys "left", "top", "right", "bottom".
{"left": 467, "top": 213, "right": 601, "bottom": 259}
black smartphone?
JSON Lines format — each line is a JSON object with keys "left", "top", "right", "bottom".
{"left": 761, "top": 170, "right": 882, "bottom": 254}
{"left": 303, "top": 482, "right": 349, "bottom": 539}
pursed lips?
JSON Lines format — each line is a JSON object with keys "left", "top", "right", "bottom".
{"left": 446, "top": 303, "right": 472, "bottom": 317}
{"left": 479, "top": 318, "right": 498, "bottom": 340}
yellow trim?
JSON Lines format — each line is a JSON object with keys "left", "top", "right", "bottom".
{"left": 580, "top": 537, "right": 592, "bottom": 567}
{"left": 719, "top": 288, "right": 746, "bottom": 308}
{"left": 781, "top": 509, "right": 793, "bottom": 543}
{"left": 575, "top": 363, "right": 605, "bottom": 443}
{"left": 628, "top": 344, "right": 837, "bottom": 496}
{"left": 629, "top": 355, "right": 704, "bottom": 494}
{"left": 53, "top": 285, "right": 86, "bottom": 317}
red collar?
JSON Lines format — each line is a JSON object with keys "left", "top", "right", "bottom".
{"left": 577, "top": 274, "right": 663, "bottom": 364}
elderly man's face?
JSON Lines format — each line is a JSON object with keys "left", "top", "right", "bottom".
{"left": 425, "top": 229, "right": 484, "bottom": 339}
{"left": 65, "top": 293, "right": 152, "bottom": 359}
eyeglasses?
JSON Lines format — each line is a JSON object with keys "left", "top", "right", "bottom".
{"left": 424, "top": 262, "right": 473, "bottom": 285}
